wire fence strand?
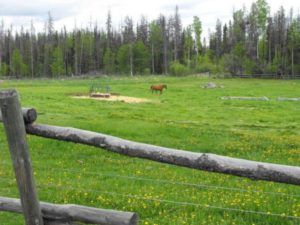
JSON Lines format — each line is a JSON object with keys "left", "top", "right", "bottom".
{"left": 37, "top": 165, "right": 300, "bottom": 198}
{"left": 1, "top": 174, "right": 299, "bottom": 221}
{"left": 1, "top": 162, "right": 300, "bottom": 198}
{"left": 38, "top": 183, "right": 300, "bottom": 220}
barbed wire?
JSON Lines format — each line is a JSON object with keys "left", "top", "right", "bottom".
{"left": 1, "top": 177, "right": 299, "bottom": 221}
{"left": 1, "top": 162, "right": 299, "bottom": 198}
{"left": 39, "top": 183, "right": 300, "bottom": 220}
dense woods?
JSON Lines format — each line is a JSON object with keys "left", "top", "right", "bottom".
{"left": 0, "top": 0, "right": 299, "bottom": 78}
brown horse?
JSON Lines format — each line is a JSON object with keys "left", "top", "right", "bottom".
{"left": 150, "top": 84, "right": 167, "bottom": 94}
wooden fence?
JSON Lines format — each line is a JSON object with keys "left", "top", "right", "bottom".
{"left": 0, "top": 89, "right": 299, "bottom": 224}
{"left": 0, "top": 90, "right": 138, "bottom": 225}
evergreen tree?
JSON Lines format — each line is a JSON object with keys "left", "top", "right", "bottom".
{"left": 149, "top": 21, "right": 162, "bottom": 74}
{"left": 0, "top": 3, "right": 299, "bottom": 78}
{"left": 123, "top": 16, "right": 134, "bottom": 76}
{"left": 247, "top": 3, "right": 259, "bottom": 60}
{"left": 288, "top": 19, "right": 300, "bottom": 76}
{"left": 222, "top": 24, "right": 229, "bottom": 54}
{"left": 12, "top": 49, "right": 27, "bottom": 78}
{"left": 215, "top": 19, "right": 222, "bottom": 59}
{"left": 137, "top": 16, "right": 148, "bottom": 45}
{"left": 159, "top": 15, "right": 169, "bottom": 74}
{"left": 192, "top": 16, "right": 202, "bottom": 57}
{"left": 183, "top": 25, "right": 193, "bottom": 68}
{"left": 51, "top": 47, "right": 65, "bottom": 77}
{"left": 170, "top": 6, "right": 182, "bottom": 61}
{"left": 133, "top": 40, "right": 150, "bottom": 74}
{"left": 117, "top": 44, "right": 130, "bottom": 74}
{"left": 224, "top": 42, "right": 246, "bottom": 75}
{"left": 0, "top": 63, "right": 8, "bottom": 76}
{"left": 104, "top": 48, "right": 115, "bottom": 74}
{"left": 0, "top": 20, "right": 4, "bottom": 75}
{"left": 106, "top": 11, "right": 112, "bottom": 49}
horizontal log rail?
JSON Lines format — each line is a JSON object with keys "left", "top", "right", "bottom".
{"left": 0, "top": 107, "right": 37, "bottom": 124}
{"left": 0, "top": 197, "right": 138, "bottom": 225}
{"left": 25, "top": 123, "right": 300, "bottom": 186}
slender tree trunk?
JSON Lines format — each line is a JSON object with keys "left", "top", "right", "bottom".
{"left": 0, "top": 27, "right": 2, "bottom": 75}
{"left": 74, "top": 50, "right": 78, "bottom": 76}
{"left": 163, "top": 34, "right": 168, "bottom": 74}
{"left": 151, "top": 43, "right": 154, "bottom": 74}
{"left": 163, "top": 48, "right": 168, "bottom": 74}
{"left": 174, "top": 36, "right": 177, "bottom": 61}
{"left": 130, "top": 43, "right": 133, "bottom": 76}
{"left": 63, "top": 29, "right": 68, "bottom": 76}
{"left": 74, "top": 35, "right": 78, "bottom": 76}
{"left": 188, "top": 49, "right": 191, "bottom": 68}
{"left": 64, "top": 47, "right": 68, "bottom": 76}
{"left": 257, "top": 38, "right": 259, "bottom": 60}
{"left": 0, "top": 48, "right": 2, "bottom": 75}
{"left": 30, "top": 41, "right": 34, "bottom": 78}
{"left": 291, "top": 47, "right": 294, "bottom": 77}
{"left": 268, "top": 37, "right": 271, "bottom": 64}
{"left": 9, "top": 37, "right": 13, "bottom": 76}
{"left": 79, "top": 35, "right": 83, "bottom": 75}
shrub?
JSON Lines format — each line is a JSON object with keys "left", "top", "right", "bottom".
{"left": 0, "top": 63, "right": 8, "bottom": 76}
{"left": 143, "top": 68, "right": 151, "bottom": 75}
{"left": 265, "top": 63, "right": 278, "bottom": 75}
{"left": 244, "top": 58, "right": 259, "bottom": 75}
{"left": 169, "top": 61, "right": 190, "bottom": 76}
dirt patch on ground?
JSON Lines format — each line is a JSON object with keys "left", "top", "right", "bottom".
{"left": 72, "top": 95, "right": 152, "bottom": 103}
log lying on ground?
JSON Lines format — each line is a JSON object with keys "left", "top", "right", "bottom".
{"left": 0, "top": 107, "right": 37, "bottom": 124}
{"left": 221, "top": 96, "right": 269, "bottom": 101}
{"left": 26, "top": 124, "right": 300, "bottom": 185}
{"left": 0, "top": 197, "right": 138, "bottom": 225}
{"left": 277, "top": 97, "right": 300, "bottom": 101}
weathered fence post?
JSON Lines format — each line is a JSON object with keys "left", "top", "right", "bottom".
{"left": 0, "top": 89, "right": 44, "bottom": 225}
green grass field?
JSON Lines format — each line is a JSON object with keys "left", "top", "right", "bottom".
{"left": 0, "top": 76, "right": 300, "bottom": 225}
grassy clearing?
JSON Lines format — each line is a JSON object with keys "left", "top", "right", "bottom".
{"left": 0, "top": 76, "right": 299, "bottom": 225}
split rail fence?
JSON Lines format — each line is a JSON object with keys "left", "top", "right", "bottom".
{"left": 0, "top": 89, "right": 299, "bottom": 225}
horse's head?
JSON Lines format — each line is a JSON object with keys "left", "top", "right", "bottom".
{"left": 163, "top": 84, "right": 167, "bottom": 89}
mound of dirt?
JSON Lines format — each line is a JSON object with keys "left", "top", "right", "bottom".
{"left": 72, "top": 95, "right": 152, "bottom": 103}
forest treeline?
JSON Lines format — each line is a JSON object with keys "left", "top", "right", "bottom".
{"left": 0, "top": 0, "right": 299, "bottom": 78}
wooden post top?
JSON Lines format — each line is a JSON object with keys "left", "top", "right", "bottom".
{"left": 0, "top": 89, "right": 18, "bottom": 98}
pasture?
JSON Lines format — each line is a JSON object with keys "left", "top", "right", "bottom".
{"left": 0, "top": 76, "right": 300, "bottom": 225}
